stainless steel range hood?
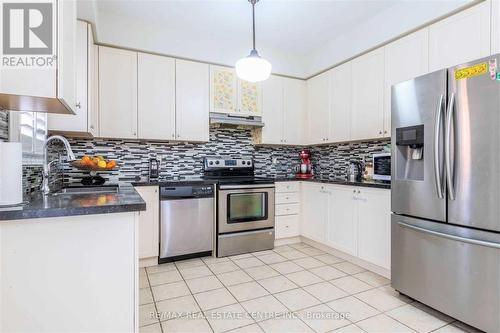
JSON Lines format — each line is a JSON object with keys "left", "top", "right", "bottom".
{"left": 209, "top": 112, "right": 264, "bottom": 127}
{"left": 0, "top": 93, "right": 75, "bottom": 114}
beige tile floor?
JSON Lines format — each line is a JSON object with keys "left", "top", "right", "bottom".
{"left": 139, "top": 243, "right": 483, "bottom": 333}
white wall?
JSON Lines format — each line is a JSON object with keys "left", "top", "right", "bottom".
{"left": 79, "top": 0, "right": 476, "bottom": 78}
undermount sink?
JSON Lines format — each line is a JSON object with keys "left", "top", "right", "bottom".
{"left": 52, "top": 186, "right": 119, "bottom": 196}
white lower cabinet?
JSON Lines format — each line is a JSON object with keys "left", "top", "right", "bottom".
{"left": 301, "top": 183, "right": 328, "bottom": 243}
{"left": 300, "top": 182, "right": 391, "bottom": 270}
{"left": 326, "top": 186, "right": 357, "bottom": 256}
{"left": 274, "top": 182, "right": 301, "bottom": 240}
{"left": 357, "top": 187, "right": 391, "bottom": 270}
{"left": 135, "top": 186, "right": 159, "bottom": 260}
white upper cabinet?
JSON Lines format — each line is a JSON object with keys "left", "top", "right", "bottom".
{"left": 429, "top": 1, "right": 491, "bottom": 72}
{"left": 98, "top": 46, "right": 138, "bottom": 139}
{"left": 49, "top": 21, "right": 95, "bottom": 135}
{"left": 329, "top": 62, "right": 352, "bottom": 142}
{"left": 262, "top": 75, "right": 284, "bottom": 144}
{"left": 326, "top": 185, "right": 357, "bottom": 255}
{"left": 209, "top": 65, "right": 261, "bottom": 115}
{"left": 238, "top": 79, "right": 262, "bottom": 115}
{"left": 384, "top": 29, "right": 429, "bottom": 135}
{"left": 283, "top": 78, "right": 306, "bottom": 145}
{"left": 493, "top": 0, "right": 500, "bottom": 54}
{"left": 210, "top": 66, "right": 238, "bottom": 114}
{"left": 0, "top": 0, "right": 76, "bottom": 114}
{"left": 357, "top": 187, "right": 391, "bottom": 270}
{"left": 137, "top": 53, "right": 176, "bottom": 140}
{"left": 307, "top": 71, "right": 330, "bottom": 145}
{"left": 351, "top": 48, "right": 385, "bottom": 141}
{"left": 175, "top": 59, "right": 210, "bottom": 142}
{"left": 262, "top": 76, "right": 306, "bottom": 145}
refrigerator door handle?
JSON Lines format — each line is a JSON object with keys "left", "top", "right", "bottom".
{"left": 445, "top": 92, "right": 456, "bottom": 200}
{"left": 434, "top": 94, "right": 445, "bottom": 199}
{"left": 397, "top": 221, "right": 500, "bottom": 249}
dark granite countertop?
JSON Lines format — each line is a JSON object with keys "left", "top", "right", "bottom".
{"left": 0, "top": 185, "right": 146, "bottom": 221}
{"left": 273, "top": 177, "right": 391, "bottom": 189}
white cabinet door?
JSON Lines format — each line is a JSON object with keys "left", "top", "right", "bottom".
{"left": 326, "top": 185, "right": 357, "bottom": 256}
{"left": 301, "top": 183, "right": 328, "bottom": 243}
{"left": 135, "top": 186, "right": 160, "bottom": 259}
{"left": 307, "top": 71, "right": 330, "bottom": 145}
{"left": 493, "top": 0, "right": 500, "bottom": 54}
{"left": 210, "top": 66, "right": 238, "bottom": 114}
{"left": 357, "top": 188, "right": 391, "bottom": 270}
{"left": 176, "top": 59, "right": 210, "bottom": 142}
{"left": 330, "top": 62, "right": 351, "bottom": 142}
{"left": 351, "top": 48, "right": 385, "bottom": 141}
{"left": 384, "top": 29, "right": 429, "bottom": 136}
{"left": 429, "top": 1, "right": 491, "bottom": 72}
{"left": 262, "top": 75, "right": 284, "bottom": 144}
{"left": 137, "top": 53, "right": 175, "bottom": 140}
{"left": 49, "top": 20, "right": 88, "bottom": 133}
{"left": 283, "top": 78, "right": 306, "bottom": 145}
{"left": 238, "top": 80, "right": 262, "bottom": 115}
{"left": 98, "top": 47, "right": 138, "bottom": 139}
{"left": 88, "top": 25, "right": 99, "bottom": 137}
{"left": 57, "top": 0, "right": 77, "bottom": 113}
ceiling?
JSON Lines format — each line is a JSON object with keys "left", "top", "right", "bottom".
{"left": 79, "top": 0, "right": 473, "bottom": 78}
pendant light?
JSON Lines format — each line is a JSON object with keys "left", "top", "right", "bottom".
{"left": 235, "top": 0, "right": 272, "bottom": 82}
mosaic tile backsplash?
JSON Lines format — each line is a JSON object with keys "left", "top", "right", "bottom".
{"left": 0, "top": 110, "right": 8, "bottom": 141}
{"left": 49, "top": 125, "right": 390, "bottom": 187}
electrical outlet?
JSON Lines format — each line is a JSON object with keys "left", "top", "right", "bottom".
{"left": 272, "top": 157, "right": 278, "bottom": 164}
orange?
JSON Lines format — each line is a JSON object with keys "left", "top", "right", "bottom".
{"left": 106, "top": 160, "right": 116, "bottom": 168}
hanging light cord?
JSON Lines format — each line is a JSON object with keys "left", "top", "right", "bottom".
{"left": 250, "top": 0, "right": 258, "bottom": 51}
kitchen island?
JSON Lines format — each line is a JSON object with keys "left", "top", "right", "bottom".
{"left": 0, "top": 185, "right": 145, "bottom": 332}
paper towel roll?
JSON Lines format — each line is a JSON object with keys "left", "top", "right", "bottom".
{"left": 0, "top": 142, "right": 23, "bottom": 206}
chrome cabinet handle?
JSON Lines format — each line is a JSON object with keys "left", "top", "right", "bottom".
{"left": 397, "top": 221, "right": 500, "bottom": 249}
{"left": 445, "top": 92, "right": 455, "bottom": 200}
{"left": 434, "top": 94, "right": 445, "bottom": 199}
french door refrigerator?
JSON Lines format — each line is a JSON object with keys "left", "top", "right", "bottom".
{"left": 391, "top": 54, "right": 500, "bottom": 333}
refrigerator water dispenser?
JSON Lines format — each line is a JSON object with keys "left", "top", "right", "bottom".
{"left": 395, "top": 125, "right": 424, "bottom": 180}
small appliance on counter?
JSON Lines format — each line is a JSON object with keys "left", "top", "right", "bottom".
{"left": 372, "top": 153, "right": 391, "bottom": 181}
{"left": 347, "top": 160, "right": 363, "bottom": 182}
{"left": 295, "top": 149, "right": 313, "bottom": 179}
{"left": 149, "top": 158, "right": 160, "bottom": 179}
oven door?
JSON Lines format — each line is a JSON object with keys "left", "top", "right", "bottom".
{"left": 218, "top": 184, "right": 275, "bottom": 233}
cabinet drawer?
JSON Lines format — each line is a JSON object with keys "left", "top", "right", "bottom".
{"left": 275, "top": 215, "right": 300, "bottom": 239}
{"left": 276, "top": 182, "right": 300, "bottom": 193}
{"left": 275, "top": 192, "right": 300, "bottom": 204}
{"left": 275, "top": 203, "right": 300, "bottom": 216}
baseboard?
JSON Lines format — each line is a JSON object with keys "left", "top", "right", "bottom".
{"left": 300, "top": 236, "right": 391, "bottom": 279}
{"left": 274, "top": 236, "right": 301, "bottom": 247}
{"left": 139, "top": 257, "right": 158, "bottom": 268}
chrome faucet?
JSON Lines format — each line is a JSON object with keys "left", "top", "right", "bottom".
{"left": 41, "top": 135, "right": 76, "bottom": 194}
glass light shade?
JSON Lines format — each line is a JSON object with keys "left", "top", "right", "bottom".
{"left": 235, "top": 50, "right": 272, "bottom": 83}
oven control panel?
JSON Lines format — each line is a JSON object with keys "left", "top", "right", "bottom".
{"left": 204, "top": 158, "right": 253, "bottom": 170}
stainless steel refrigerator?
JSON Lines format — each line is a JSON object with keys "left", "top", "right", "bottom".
{"left": 391, "top": 54, "right": 500, "bottom": 333}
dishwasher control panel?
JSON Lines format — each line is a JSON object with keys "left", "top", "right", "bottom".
{"left": 160, "top": 185, "right": 214, "bottom": 199}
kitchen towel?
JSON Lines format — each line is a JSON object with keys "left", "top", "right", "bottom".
{"left": 0, "top": 142, "right": 23, "bottom": 206}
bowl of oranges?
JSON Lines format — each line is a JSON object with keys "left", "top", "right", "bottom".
{"left": 71, "top": 155, "right": 117, "bottom": 171}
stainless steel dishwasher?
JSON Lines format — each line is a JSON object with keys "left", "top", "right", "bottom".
{"left": 159, "top": 184, "right": 214, "bottom": 263}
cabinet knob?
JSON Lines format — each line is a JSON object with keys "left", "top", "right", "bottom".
{"left": 384, "top": 130, "right": 387, "bottom": 134}
{"left": 357, "top": 190, "right": 361, "bottom": 193}
{"left": 379, "top": 131, "right": 382, "bottom": 135}
{"left": 353, "top": 189, "right": 356, "bottom": 193}
{"left": 133, "top": 132, "right": 137, "bottom": 136}
{"left": 90, "top": 125, "right": 94, "bottom": 130}
{"left": 76, "top": 102, "right": 81, "bottom": 109}
{"left": 172, "top": 134, "right": 175, "bottom": 138}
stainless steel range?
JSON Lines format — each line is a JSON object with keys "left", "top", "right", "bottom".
{"left": 204, "top": 157, "right": 275, "bottom": 257}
